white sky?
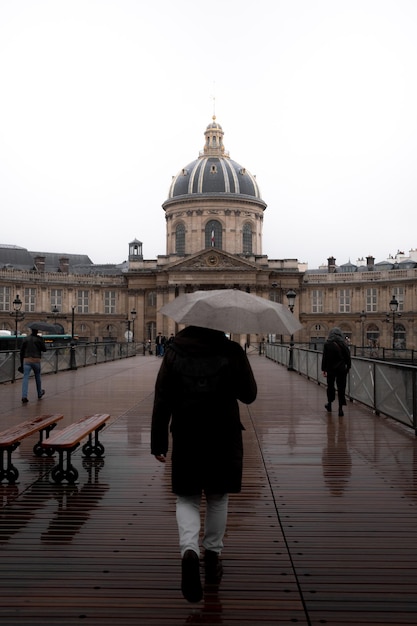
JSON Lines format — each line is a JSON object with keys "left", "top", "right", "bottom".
{"left": 1, "top": 0, "right": 416, "bottom": 269}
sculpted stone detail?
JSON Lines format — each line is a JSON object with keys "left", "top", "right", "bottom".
{"left": 174, "top": 252, "right": 255, "bottom": 270}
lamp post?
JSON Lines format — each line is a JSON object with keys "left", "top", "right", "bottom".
{"left": 70, "top": 306, "right": 77, "bottom": 370}
{"left": 71, "top": 306, "right": 75, "bottom": 339}
{"left": 286, "top": 289, "right": 296, "bottom": 371}
{"left": 52, "top": 305, "right": 59, "bottom": 329}
{"left": 131, "top": 308, "right": 136, "bottom": 343}
{"left": 10, "top": 294, "right": 24, "bottom": 350}
{"left": 386, "top": 295, "right": 400, "bottom": 350}
{"left": 360, "top": 310, "right": 367, "bottom": 356}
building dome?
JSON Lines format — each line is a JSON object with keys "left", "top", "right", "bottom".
{"left": 165, "top": 117, "right": 263, "bottom": 202}
{"left": 162, "top": 117, "right": 266, "bottom": 258}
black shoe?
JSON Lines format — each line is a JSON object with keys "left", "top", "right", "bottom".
{"left": 38, "top": 390, "right": 45, "bottom": 399}
{"left": 181, "top": 550, "right": 202, "bottom": 603}
{"left": 21, "top": 397, "right": 28, "bottom": 404}
{"left": 325, "top": 403, "right": 332, "bottom": 412}
{"left": 204, "top": 550, "right": 223, "bottom": 584}
{"left": 338, "top": 408, "right": 344, "bottom": 417}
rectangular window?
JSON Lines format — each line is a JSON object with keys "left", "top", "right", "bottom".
{"left": 77, "top": 290, "right": 89, "bottom": 313}
{"left": 392, "top": 286, "right": 404, "bottom": 312}
{"left": 312, "top": 289, "right": 323, "bottom": 313}
{"left": 24, "top": 288, "right": 36, "bottom": 313}
{"left": 366, "top": 288, "right": 377, "bottom": 312}
{"left": 104, "top": 291, "right": 116, "bottom": 314}
{"left": 339, "top": 289, "right": 351, "bottom": 313}
{"left": 51, "top": 289, "right": 63, "bottom": 311}
{"left": 0, "top": 286, "right": 11, "bottom": 311}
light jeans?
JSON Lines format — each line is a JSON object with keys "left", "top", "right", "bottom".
{"left": 176, "top": 493, "right": 229, "bottom": 558}
{"left": 22, "top": 361, "right": 42, "bottom": 399}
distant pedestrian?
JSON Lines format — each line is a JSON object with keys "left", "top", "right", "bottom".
{"left": 20, "top": 328, "right": 47, "bottom": 403}
{"left": 155, "top": 332, "right": 166, "bottom": 357}
{"left": 151, "top": 325, "right": 257, "bottom": 603}
{"left": 321, "top": 327, "right": 351, "bottom": 416}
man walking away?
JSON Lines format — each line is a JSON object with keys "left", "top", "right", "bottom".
{"left": 20, "top": 328, "right": 47, "bottom": 403}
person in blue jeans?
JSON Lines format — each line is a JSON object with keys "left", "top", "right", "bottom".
{"left": 20, "top": 328, "right": 47, "bottom": 403}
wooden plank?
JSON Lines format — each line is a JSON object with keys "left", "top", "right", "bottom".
{"left": 42, "top": 414, "right": 110, "bottom": 448}
{"left": 0, "top": 414, "right": 64, "bottom": 446}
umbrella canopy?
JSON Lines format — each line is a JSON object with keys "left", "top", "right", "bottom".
{"left": 159, "top": 289, "right": 303, "bottom": 335}
{"left": 27, "top": 322, "right": 62, "bottom": 334}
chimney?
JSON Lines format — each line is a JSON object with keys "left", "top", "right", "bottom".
{"left": 59, "top": 257, "right": 70, "bottom": 273}
{"left": 34, "top": 256, "right": 45, "bottom": 272}
{"left": 366, "top": 255, "right": 375, "bottom": 270}
{"left": 327, "top": 256, "right": 336, "bottom": 273}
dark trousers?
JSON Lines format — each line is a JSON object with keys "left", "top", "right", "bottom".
{"left": 326, "top": 370, "right": 347, "bottom": 407}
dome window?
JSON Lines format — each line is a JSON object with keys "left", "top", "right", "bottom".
{"left": 240, "top": 168, "right": 246, "bottom": 175}
{"left": 181, "top": 169, "right": 188, "bottom": 176}
{"left": 205, "top": 220, "right": 222, "bottom": 249}
{"left": 242, "top": 223, "right": 253, "bottom": 254}
{"left": 175, "top": 223, "right": 186, "bottom": 255}
{"left": 210, "top": 164, "right": 218, "bottom": 174}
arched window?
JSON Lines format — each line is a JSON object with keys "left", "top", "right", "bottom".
{"left": 394, "top": 323, "right": 406, "bottom": 349}
{"left": 205, "top": 220, "right": 222, "bottom": 249}
{"left": 242, "top": 222, "right": 253, "bottom": 254}
{"left": 175, "top": 223, "right": 185, "bottom": 255}
{"left": 366, "top": 323, "right": 380, "bottom": 345}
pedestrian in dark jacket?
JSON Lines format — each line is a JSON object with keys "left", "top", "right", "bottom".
{"left": 151, "top": 325, "right": 257, "bottom": 603}
{"left": 20, "top": 328, "right": 47, "bottom": 403}
{"left": 321, "top": 327, "right": 351, "bottom": 416}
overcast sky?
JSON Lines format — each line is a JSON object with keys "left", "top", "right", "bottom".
{"left": 1, "top": 0, "right": 416, "bottom": 269}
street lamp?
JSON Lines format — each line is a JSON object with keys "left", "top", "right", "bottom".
{"left": 52, "top": 305, "right": 59, "bottom": 328}
{"left": 386, "top": 295, "right": 401, "bottom": 350}
{"left": 131, "top": 308, "right": 137, "bottom": 342}
{"left": 70, "top": 306, "right": 77, "bottom": 370}
{"left": 10, "top": 294, "right": 24, "bottom": 350}
{"left": 286, "top": 289, "right": 297, "bottom": 370}
{"left": 360, "top": 310, "right": 367, "bottom": 356}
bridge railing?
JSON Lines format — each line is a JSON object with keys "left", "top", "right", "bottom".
{"left": 265, "top": 343, "right": 417, "bottom": 434}
{"left": 0, "top": 342, "right": 138, "bottom": 384}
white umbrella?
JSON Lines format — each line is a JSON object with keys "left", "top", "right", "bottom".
{"left": 159, "top": 289, "right": 302, "bottom": 335}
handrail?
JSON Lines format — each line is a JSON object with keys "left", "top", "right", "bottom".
{"left": 0, "top": 342, "right": 138, "bottom": 384}
{"left": 265, "top": 343, "right": 417, "bottom": 434}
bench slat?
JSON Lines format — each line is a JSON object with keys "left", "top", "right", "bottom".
{"left": 0, "top": 414, "right": 64, "bottom": 446}
{"left": 42, "top": 414, "right": 110, "bottom": 449}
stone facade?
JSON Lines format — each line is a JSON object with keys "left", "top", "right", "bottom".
{"left": 1, "top": 119, "right": 416, "bottom": 351}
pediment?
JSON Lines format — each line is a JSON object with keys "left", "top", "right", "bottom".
{"left": 165, "top": 249, "right": 259, "bottom": 271}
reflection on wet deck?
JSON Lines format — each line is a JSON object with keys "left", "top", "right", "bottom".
{"left": 0, "top": 354, "right": 417, "bottom": 624}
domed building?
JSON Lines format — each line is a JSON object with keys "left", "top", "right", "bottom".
{"left": 3, "top": 115, "right": 414, "bottom": 352}
{"left": 163, "top": 117, "right": 266, "bottom": 257}
{"left": 126, "top": 117, "right": 300, "bottom": 341}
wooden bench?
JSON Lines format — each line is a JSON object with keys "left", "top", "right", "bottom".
{"left": 0, "top": 414, "right": 64, "bottom": 484}
{"left": 41, "top": 413, "right": 110, "bottom": 484}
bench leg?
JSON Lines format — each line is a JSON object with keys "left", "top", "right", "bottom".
{"left": 50, "top": 446, "right": 80, "bottom": 484}
{"left": 0, "top": 444, "right": 20, "bottom": 484}
{"left": 82, "top": 426, "right": 106, "bottom": 458}
{"left": 33, "top": 423, "right": 60, "bottom": 457}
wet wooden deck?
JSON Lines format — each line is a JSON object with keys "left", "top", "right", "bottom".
{"left": 0, "top": 353, "right": 417, "bottom": 625}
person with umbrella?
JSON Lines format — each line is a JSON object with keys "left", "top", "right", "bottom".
{"left": 20, "top": 325, "right": 47, "bottom": 403}
{"left": 151, "top": 325, "right": 257, "bottom": 603}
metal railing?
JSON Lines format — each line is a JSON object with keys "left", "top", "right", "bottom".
{"left": 265, "top": 343, "right": 417, "bottom": 434}
{"left": 0, "top": 342, "right": 138, "bottom": 384}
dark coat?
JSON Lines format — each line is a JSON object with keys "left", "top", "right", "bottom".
{"left": 321, "top": 339, "right": 351, "bottom": 374}
{"left": 151, "top": 326, "right": 257, "bottom": 496}
{"left": 20, "top": 333, "right": 47, "bottom": 360}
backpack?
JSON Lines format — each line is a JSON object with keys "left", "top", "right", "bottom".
{"left": 172, "top": 353, "right": 230, "bottom": 399}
